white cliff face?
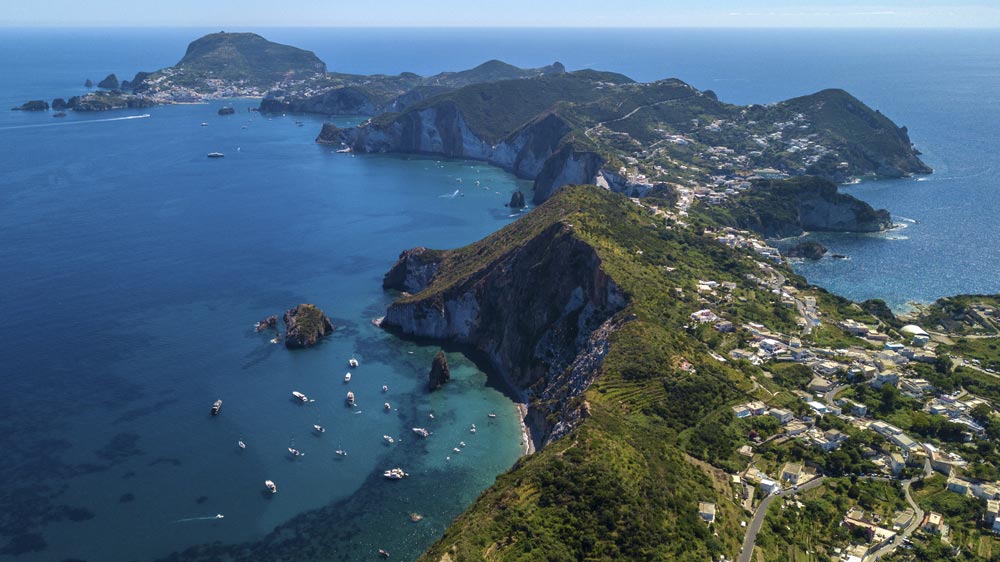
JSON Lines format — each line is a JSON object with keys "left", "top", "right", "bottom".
{"left": 337, "top": 106, "right": 613, "bottom": 203}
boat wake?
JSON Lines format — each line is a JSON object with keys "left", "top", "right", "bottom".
{"left": 0, "top": 113, "right": 151, "bottom": 131}
{"left": 172, "top": 514, "right": 224, "bottom": 523}
{"left": 439, "top": 189, "right": 460, "bottom": 199}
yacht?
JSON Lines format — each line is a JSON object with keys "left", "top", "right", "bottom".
{"left": 384, "top": 402, "right": 391, "bottom": 411}
{"left": 383, "top": 434, "right": 394, "bottom": 444}
{"left": 335, "top": 449, "right": 348, "bottom": 456}
{"left": 313, "top": 425, "right": 325, "bottom": 433}
{"left": 207, "top": 152, "right": 224, "bottom": 158}
{"left": 211, "top": 399, "right": 222, "bottom": 416}
{"left": 346, "top": 391, "right": 355, "bottom": 406}
{"left": 288, "top": 447, "right": 302, "bottom": 457}
{"left": 265, "top": 480, "right": 277, "bottom": 493}
{"left": 292, "top": 391, "right": 308, "bottom": 403}
{"left": 238, "top": 440, "right": 246, "bottom": 449}
{"left": 344, "top": 372, "right": 351, "bottom": 383}
{"left": 412, "top": 427, "right": 429, "bottom": 438}
{"left": 382, "top": 385, "right": 388, "bottom": 393}
{"left": 488, "top": 413, "right": 497, "bottom": 418}
{"left": 383, "top": 468, "right": 406, "bottom": 480}
{"left": 349, "top": 358, "right": 359, "bottom": 368}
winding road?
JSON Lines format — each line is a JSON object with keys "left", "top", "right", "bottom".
{"left": 736, "top": 477, "right": 826, "bottom": 562}
{"left": 863, "top": 456, "right": 932, "bottom": 562}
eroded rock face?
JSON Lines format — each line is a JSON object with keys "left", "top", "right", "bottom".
{"left": 381, "top": 221, "right": 627, "bottom": 444}
{"left": 283, "top": 304, "right": 334, "bottom": 349}
{"left": 428, "top": 351, "right": 451, "bottom": 391}
{"left": 382, "top": 247, "right": 441, "bottom": 293}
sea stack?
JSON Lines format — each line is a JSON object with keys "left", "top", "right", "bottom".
{"left": 218, "top": 107, "right": 236, "bottom": 115}
{"left": 283, "top": 304, "right": 334, "bottom": 349}
{"left": 84, "top": 78, "right": 94, "bottom": 88}
{"left": 507, "top": 190, "right": 526, "bottom": 209}
{"left": 428, "top": 350, "right": 450, "bottom": 391}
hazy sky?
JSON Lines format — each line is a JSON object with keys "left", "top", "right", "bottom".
{"left": 4, "top": 0, "right": 1000, "bottom": 27}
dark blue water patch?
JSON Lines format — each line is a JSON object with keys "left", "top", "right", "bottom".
{"left": 94, "top": 433, "right": 145, "bottom": 465}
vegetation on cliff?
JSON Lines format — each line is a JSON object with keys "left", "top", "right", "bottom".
{"left": 381, "top": 185, "right": 879, "bottom": 561}
{"left": 283, "top": 304, "right": 334, "bottom": 349}
{"left": 702, "top": 176, "right": 892, "bottom": 238}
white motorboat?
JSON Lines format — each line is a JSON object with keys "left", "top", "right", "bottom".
{"left": 265, "top": 480, "right": 277, "bottom": 493}
{"left": 383, "top": 434, "right": 394, "bottom": 444}
{"left": 292, "top": 391, "right": 308, "bottom": 403}
{"left": 344, "top": 372, "right": 351, "bottom": 383}
{"left": 313, "top": 425, "right": 325, "bottom": 433}
{"left": 288, "top": 447, "right": 302, "bottom": 457}
{"left": 412, "top": 427, "right": 429, "bottom": 438}
{"left": 382, "top": 385, "right": 388, "bottom": 392}
{"left": 383, "top": 468, "right": 406, "bottom": 480}
{"left": 346, "top": 391, "right": 355, "bottom": 406}
{"left": 238, "top": 440, "right": 246, "bottom": 449}
{"left": 349, "top": 358, "right": 359, "bottom": 368}
{"left": 384, "top": 402, "right": 391, "bottom": 411}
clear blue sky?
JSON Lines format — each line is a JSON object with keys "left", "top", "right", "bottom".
{"left": 5, "top": 0, "right": 1000, "bottom": 27}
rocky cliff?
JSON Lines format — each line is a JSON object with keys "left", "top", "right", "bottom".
{"left": 320, "top": 107, "right": 613, "bottom": 204}
{"left": 380, "top": 194, "right": 628, "bottom": 445}
{"left": 709, "top": 176, "right": 892, "bottom": 238}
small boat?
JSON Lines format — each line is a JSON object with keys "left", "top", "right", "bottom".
{"left": 384, "top": 402, "right": 391, "bottom": 411}
{"left": 292, "top": 391, "right": 308, "bottom": 403}
{"left": 412, "top": 427, "right": 429, "bottom": 438}
{"left": 488, "top": 413, "right": 497, "bottom": 418}
{"left": 379, "top": 548, "right": 390, "bottom": 558}
{"left": 383, "top": 434, "right": 394, "bottom": 444}
{"left": 470, "top": 424, "right": 477, "bottom": 434}
{"left": 201, "top": 122, "right": 208, "bottom": 127}
{"left": 265, "top": 480, "right": 277, "bottom": 493}
{"left": 383, "top": 468, "right": 406, "bottom": 480}
{"left": 346, "top": 391, "right": 355, "bottom": 406}
{"left": 238, "top": 440, "right": 246, "bottom": 449}
{"left": 207, "top": 152, "right": 224, "bottom": 158}
{"left": 429, "top": 413, "right": 435, "bottom": 420}
{"left": 382, "top": 385, "right": 388, "bottom": 393}
{"left": 344, "top": 372, "right": 351, "bottom": 383}
{"left": 459, "top": 441, "right": 466, "bottom": 447}
{"left": 270, "top": 336, "right": 280, "bottom": 344}
{"left": 313, "top": 425, "right": 325, "bottom": 433}
{"left": 288, "top": 447, "right": 302, "bottom": 457}
{"left": 336, "top": 147, "right": 351, "bottom": 154}
{"left": 349, "top": 358, "right": 359, "bottom": 368}
{"left": 453, "top": 447, "right": 461, "bottom": 453}
{"left": 215, "top": 514, "right": 224, "bottom": 519}
{"left": 335, "top": 449, "right": 347, "bottom": 456}
{"left": 211, "top": 399, "right": 222, "bottom": 416}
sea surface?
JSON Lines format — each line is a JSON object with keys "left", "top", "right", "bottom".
{"left": 0, "top": 27, "right": 998, "bottom": 561}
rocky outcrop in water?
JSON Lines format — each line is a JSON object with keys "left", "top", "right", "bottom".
{"left": 255, "top": 315, "right": 278, "bottom": 332}
{"left": 84, "top": 78, "right": 93, "bottom": 88}
{"left": 380, "top": 209, "right": 627, "bottom": 446}
{"left": 428, "top": 351, "right": 450, "bottom": 391}
{"left": 507, "top": 190, "right": 526, "bottom": 208}
{"left": 51, "top": 98, "right": 68, "bottom": 111}
{"left": 786, "top": 241, "right": 828, "bottom": 260}
{"left": 218, "top": 107, "right": 235, "bottom": 115}
{"left": 283, "top": 304, "right": 334, "bottom": 349}
{"left": 97, "top": 74, "right": 119, "bottom": 90}
{"left": 11, "top": 100, "right": 49, "bottom": 111}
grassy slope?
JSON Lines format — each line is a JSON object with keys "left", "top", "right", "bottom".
{"left": 169, "top": 32, "right": 325, "bottom": 86}
{"left": 413, "top": 185, "right": 835, "bottom": 561}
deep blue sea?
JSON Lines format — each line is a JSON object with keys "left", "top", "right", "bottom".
{"left": 0, "top": 27, "right": 998, "bottom": 561}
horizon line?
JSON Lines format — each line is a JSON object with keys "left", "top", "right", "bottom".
{"left": 2, "top": 24, "right": 1000, "bottom": 30}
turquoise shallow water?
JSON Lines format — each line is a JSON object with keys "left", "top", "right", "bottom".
{"left": 1, "top": 27, "right": 999, "bottom": 561}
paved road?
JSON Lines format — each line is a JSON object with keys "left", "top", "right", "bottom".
{"left": 736, "top": 477, "right": 825, "bottom": 562}
{"left": 823, "top": 384, "right": 849, "bottom": 406}
{"left": 863, "top": 457, "right": 932, "bottom": 562}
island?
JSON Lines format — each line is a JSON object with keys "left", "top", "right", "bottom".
{"left": 282, "top": 304, "right": 334, "bottom": 349}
